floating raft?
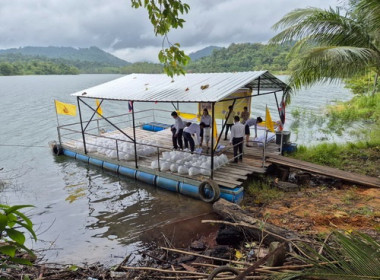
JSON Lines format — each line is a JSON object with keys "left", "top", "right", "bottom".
{"left": 58, "top": 127, "right": 270, "bottom": 203}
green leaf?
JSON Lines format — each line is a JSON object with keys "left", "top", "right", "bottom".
{"left": 9, "top": 257, "right": 33, "bottom": 266}
{"left": 15, "top": 221, "right": 37, "bottom": 241}
{"left": 14, "top": 210, "right": 33, "bottom": 228}
{"left": 68, "top": 264, "right": 79, "bottom": 271}
{"left": 6, "top": 228, "right": 26, "bottom": 245}
{"left": 4, "top": 205, "right": 34, "bottom": 215}
{"left": 0, "top": 213, "right": 7, "bottom": 231}
{"left": 0, "top": 245, "right": 17, "bottom": 257}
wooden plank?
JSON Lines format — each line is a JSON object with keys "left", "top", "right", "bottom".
{"left": 217, "top": 167, "right": 251, "bottom": 176}
{"left": 267, "top": 156, "right": 380, "bottom": 188}
{"left": 213, "top": 171, "right": 247, "bottom": 181}
{"left": 212, "top": 176, "right": 242, "bottom": 187}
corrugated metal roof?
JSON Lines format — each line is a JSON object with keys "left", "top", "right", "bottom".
{"left": 71, "top": 71, "right": 288, "bottom": 102}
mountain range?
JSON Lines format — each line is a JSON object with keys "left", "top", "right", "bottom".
{"left": 0, "top": 46, "right": 129, "bottom": 66}
{"left": 0, "top": 43, "right": 291, "bottom": 75}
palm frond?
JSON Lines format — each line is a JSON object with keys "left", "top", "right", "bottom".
{"left": 272, "top": 7, "right": 324, "bottom": 31}
{"left": 288, "top": 46, "right": 380, "bottom": 90}
{"left": 270, "top": 7, "right": 375, "bottom": 51}
{"left": 358, "top": 0, "right": 380, "bottom": 36}
{"left": 272, "top": 231, "right": 380, "bottom": 280}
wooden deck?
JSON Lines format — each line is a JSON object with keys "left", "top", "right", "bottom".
{"left": 63, "top": 126, "right": 380, "bottom": 189}
{"left": 63, "top": 127, "right": 270, "bottom": 189}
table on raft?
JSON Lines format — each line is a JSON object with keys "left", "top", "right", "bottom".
{"left": 61, "top": 126, "right": 278, "bottom": 203}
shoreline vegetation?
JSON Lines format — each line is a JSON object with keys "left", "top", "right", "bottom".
{"left": 288, "top": 92, "right": 380, "bottom": 177}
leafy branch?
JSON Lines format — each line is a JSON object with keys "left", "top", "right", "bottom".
{"left": 131, "top": 0, "right": 190, "bottom": 77}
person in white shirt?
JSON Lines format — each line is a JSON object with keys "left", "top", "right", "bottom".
{"left": 230, "top": 116, "right": 245, "bottom": 163}
{"left": 200, "top": 108, "right": 211, "bottom": 149}
{"left": 183, "top": 122, "right": 205, "bottom": 153}
{"left": 245, "top": 117, "right": 263, "bottom": 147}
{"left": 171, "top": 111, "right": 184, "bottom": 150}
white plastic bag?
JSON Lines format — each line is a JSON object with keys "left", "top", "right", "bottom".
{"left": 188, "top": 167, "right": 200, "bottom": 176}
{"left": 178, "top": 165, "right": 189, "bottom": 175}
{"left": 160, "top": 162, "right": 170, "bottom": 171}
{"left": 170, "top": 163, "right": 178, "bottom": 172}
{"left": 151, "top": 160, "right": 159, "bottom": 169}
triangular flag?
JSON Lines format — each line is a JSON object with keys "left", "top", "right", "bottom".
{"left": 55, "top": 100, "right": 76, "bottom": 116}
{"left": 265, "top": 105, "right": 275, "bottom": 133}
{"left": 96, "top": 99, "right": 103, "bottom": 116}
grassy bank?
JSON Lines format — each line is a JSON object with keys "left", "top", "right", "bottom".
{"left": 289, "top": 93, "right": 380, "bottom": 177}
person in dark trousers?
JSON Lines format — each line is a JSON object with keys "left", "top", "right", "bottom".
{"left": 183, "top": 122, "right": 204, "bottom": 153}
{"left": 230, "top": 116, "right": 245, "bottom": 163}
{"left": 245, "top": 117, "right": 263, "bottom": 147}
{"left": 171, "top": 111, "right": 184, "bottom": 150}
{"left": 224, "top": 105, "right": 235, "bottom": 140}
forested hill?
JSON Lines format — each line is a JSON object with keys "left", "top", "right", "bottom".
{"left": 186, "top": 43, "right": 291, "bottom": 73}
{"left": 189, "top": 46, "right": 222, "bottom": 61}
{"left": 0, "top": 46, "right": 129, "bottom": 66}
{"left": 0, "top": 43, "right": 292, "bottom": 75}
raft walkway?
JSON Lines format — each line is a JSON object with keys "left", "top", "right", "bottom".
{"left": 264, "top": 154, "right": 380, "bottom": 188}
{"left": 63, "top": 125, "right": 379, "bottom": 190}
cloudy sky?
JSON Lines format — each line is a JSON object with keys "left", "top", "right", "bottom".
{"left": 0, "top": 0, "right": 341, "bottom": 62}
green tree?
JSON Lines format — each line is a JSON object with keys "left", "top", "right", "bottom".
{"left": 270, "top": 0, "right": 380, "bottom": 95}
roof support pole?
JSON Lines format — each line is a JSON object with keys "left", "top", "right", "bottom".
{"left": 83, "top": 99, "right": 103, "bottom": 132}
{"left": 257, "top": 76, "right": 261, "bottom": 95}
{"left": 214, "top": 98, "right": 236, "bottom": 153}
{"left": 274, "top": 92, "right": 281, "bottom": 120}
{"left": 131, "top": 101, "right": 138, "bottom": 169}
{"left": 210, "top": 102, "right": 215, "bottom": 179}
{"left": 79, "top": 98, "right": 134, "bottom": 142}
{"left": 77, "top": 97, "right": 87, "bottom": 154}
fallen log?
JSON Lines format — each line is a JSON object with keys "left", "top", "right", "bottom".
{"left": 212, "top": 199, "right": 300, "bottom": 245}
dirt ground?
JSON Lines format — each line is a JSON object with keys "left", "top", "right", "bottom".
{"left": 243, "top": 186, "right": 380, "bottom": 236}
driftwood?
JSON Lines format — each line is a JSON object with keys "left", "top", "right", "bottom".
{"left": 212, "top": 199, "right": 300, "bottom": 245}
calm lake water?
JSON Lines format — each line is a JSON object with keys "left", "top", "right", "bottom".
{"left": 0, "top": 74, "right": 353, "bottom": 265}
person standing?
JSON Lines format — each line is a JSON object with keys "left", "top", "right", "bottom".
{"left": 200, "top": 108, "right": 211, "bottom": 150}
{"left": 245, "top": 117, "right": 263, "bottom": 147}
{"left": 224, "top": 105, "right": 235, "bottom": 140}
{"left": 171, "top": 111, "right": 184, "bottom": 150}
{"left": 183, "top": 122, "right": 204, "bottom": 153}
{"left": 230, "top": 116, "right": 245, "bottom": 163}
{"left": 241, "top": 106, "right": 250, "bottom": 124}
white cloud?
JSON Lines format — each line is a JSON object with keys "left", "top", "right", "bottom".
{"left": 0, "top": 0, "right": 342, "bottom": 62}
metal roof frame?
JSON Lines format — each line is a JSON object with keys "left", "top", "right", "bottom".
{"left": 72, "top": 71, "right": 288, "bottom": 103}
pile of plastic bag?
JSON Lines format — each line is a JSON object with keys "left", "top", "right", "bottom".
{"left": 75, "top": 136, "right": 156, "bottom": 161}
{"left": 150, "top": 150, "right": 229, "bottom": 176}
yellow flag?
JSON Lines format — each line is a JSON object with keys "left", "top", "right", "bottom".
{"left": 177, "top": 111, "right": 199, "bottom": 121}
{"left": 55, "top": 100, "right": 76, "bottom": 116}
{"left": 265, "top": 106, "right": 275, "bottom": 133}
{"left": 96, "top": 99, "right": 103, "bottom": 116}
{"left": 213, "top": 118, "right": 218, "bottom": 146}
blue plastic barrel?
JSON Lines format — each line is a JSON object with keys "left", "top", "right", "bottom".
{"left": 118, "top": 166, "right": 136, "bottom": 179}
{"left": 76, "top": 154, "right": 89, "bottom": 163}
{"left": 103, "top": 162, "right": 119, "bottom": 172}
{"left": 136, "top": 171, "right": 156, "bottom": 185}
{"left": 156, "top": 177, "right": 179, "bottom": 192}
{"left": 63, "top": 149, "right": 77, "bottom": 158}
{"left": 89, "top": 157, "right": 103, "bottom": 167}
{"left": 179, "top": 182, "right": 200, "bottom": 199}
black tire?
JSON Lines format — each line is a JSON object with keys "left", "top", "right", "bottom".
{"left": 208, "top": 266, "right": 243, "bottom": 280}
{"left": 52, "top": 143, "right": 63, "bottom": 156}
{"left": 198, "top": 179, "right": 220, "bottom": 203}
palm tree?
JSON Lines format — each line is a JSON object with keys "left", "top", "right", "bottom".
{"left": 270, "top": 0, "right": 380, "bottom": 95}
